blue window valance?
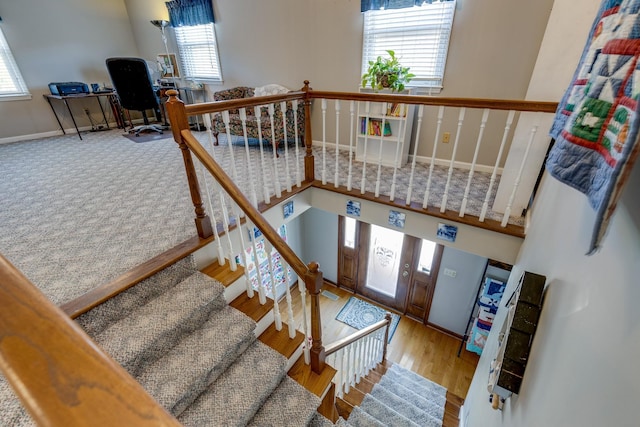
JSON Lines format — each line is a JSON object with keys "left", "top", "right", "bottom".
{"left": 165, "top": 0, "right": 214, "bottom": 27}
{"left": 361, "top": 0, "right": 452, "bottom": 12}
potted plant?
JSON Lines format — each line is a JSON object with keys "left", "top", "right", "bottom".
{"left": 361, "top": 50, "right": 415, "bottom": 93}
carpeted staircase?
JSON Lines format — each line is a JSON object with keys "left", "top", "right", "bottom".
{"left": 310, "top": 363, "right": 448, "bottom": 427}
{"left": 74, "top": 256, "right": 321, "bottom": 426}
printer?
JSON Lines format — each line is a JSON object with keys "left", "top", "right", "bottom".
{"left": 48, "top": 82, "right": 90, "bottom": 96}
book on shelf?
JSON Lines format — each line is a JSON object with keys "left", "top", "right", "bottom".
{"left": 360, "top": 117, "right": 392, "bottom": 137}
{"left": 386, "top": 103, "right": 406, "bottom": 117}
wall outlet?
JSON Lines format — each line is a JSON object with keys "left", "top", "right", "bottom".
{"left": 443, "top": 132, "right": 450, "bottom": 143}
{"left": 444, "top": 268, "right": 457, "bottom": 278}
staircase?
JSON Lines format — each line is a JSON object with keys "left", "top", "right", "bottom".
{"left": 75, "top": 256, "right": 324, "bottom": 426}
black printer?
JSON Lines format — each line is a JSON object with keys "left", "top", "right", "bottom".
{"left": 48, "top": 82, "right": 90, "bottom": 96}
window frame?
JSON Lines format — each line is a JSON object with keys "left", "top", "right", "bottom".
{"left": 173, "top": 22, "right": 223, "bottom": 83}
{"left": 361, "top": 1, "right": 456, "bottom": 93}
{"left": 0, "top": 26, "right": 30, "bottom": 101}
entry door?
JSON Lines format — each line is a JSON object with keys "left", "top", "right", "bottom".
{"left": 337, "top": 216, "right": 359, "bottom": 292}
{"left": 357, "top": 223, "right": 412, "bottom": 312}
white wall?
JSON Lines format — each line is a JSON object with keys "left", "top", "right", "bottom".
{"left": 299, "top": 207, "right": 339, "bottom": 284}
{"left": 0, "top": 0, "right": 137, "bottom": 139}
{"left": 428, "top": 247, "right": 487, "bottom": 335}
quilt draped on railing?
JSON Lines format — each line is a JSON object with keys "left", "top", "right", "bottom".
{"left": 547, "top": 0, "right": 640, "bottom": 254}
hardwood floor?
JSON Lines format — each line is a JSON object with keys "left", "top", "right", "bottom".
{"left": 290, "top": 282, "right": 479, "bottom": 399}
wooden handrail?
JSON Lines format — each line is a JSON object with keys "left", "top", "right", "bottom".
{"left": 0, "top": 254, "right": 180, "bottom": 426}
{"left": 307, "top": 90, "right": 559, "bottom": 113}
{"left": 325, "top": 313, "right": 392, "bottom": 356}
{"left": 183, "top": 91, "right": 306, "bottom": 117}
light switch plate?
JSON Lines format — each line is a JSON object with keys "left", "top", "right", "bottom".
{"left": 444, "top": 268, "right": 457, "bottom": 278}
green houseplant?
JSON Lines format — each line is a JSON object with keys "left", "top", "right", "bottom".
{"left": 361, "top": 50, "right": 415, "bottom": 93}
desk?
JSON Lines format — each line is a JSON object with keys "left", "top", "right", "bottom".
{"left": 44, "top": 92, "right": 122, "bottom": 140}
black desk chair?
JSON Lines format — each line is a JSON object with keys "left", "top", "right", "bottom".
{"left": 106, "top": 57, "right": 164, "bottom": 136}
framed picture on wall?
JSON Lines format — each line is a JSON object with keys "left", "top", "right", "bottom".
{"left": 157, "top": 53, "right": 180, "bottom": 78}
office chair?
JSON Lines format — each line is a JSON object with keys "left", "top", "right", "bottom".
{"left": 106, "top": 57, "right": 164, "bottom": 136}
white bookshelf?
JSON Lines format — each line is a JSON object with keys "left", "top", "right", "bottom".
{"left": 355, "top": 88, "right": 415, "bottom": 168}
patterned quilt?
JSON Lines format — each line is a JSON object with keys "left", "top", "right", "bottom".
{"left": 547, "top": 0, "right": 640, "bottom": 253}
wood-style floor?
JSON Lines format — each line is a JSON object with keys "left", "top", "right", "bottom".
{"left": 290, "top": 282, "right": 480, "bottom": 399}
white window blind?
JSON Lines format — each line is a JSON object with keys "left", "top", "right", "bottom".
{"left": 174, "top": 23, "right": 222, "bottom": 82}
{"left": 0, "top": 27, "right": 29, "bottom": 99}
{"left": 362, "top": 1, "right": 456, "bottom": 90}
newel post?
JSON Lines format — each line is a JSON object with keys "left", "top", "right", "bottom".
{"left": 302, "top": 81, "right": 315, "bottom": 182}
{"left": 305, "top": 261, "right": 325, "bottom": 373}
{"left": 382, "top": 312, "right": 392, "bottom": 362}
{"left": 165, "top": 90, "right": 213, "bottom": 239}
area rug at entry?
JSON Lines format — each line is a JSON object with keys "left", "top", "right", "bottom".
{"left": 336, "top": 297, "right": 400, "bottom": 342}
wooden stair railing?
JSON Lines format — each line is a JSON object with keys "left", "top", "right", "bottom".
{"left": 166, "top": 90, "right": 326, "bottom": 374}
{"left": 0, "top": 254, "right": 180, "bottom": 426}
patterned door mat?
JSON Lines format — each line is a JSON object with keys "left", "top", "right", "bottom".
{"left": 336, "top": 296, "right": 400, "bottom": 342}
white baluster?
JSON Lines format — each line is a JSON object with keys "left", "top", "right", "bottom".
{"left": 335, "top": 348, "right": 344, "bottom": 398}
{"left": 441, "top": 107, "right": 466, "bottom": 213}
{"left": 365, "top": 335, "right": 374, "bottom": 371}
{"left": 233, "top": 204, "right": 254, "bottom": 298}
{"left": 222, "top": 111, "right": 239, "bottom": 182}
{"left": 239, "top": 108, "right": 259, "bottom": 207}
{"left": 354, "top": 340, "right": 362, "bottom": 383}
{"left": 278, "top": 257, "right": 295, "bottom": 338}
{"left": 406, "top": 105, "right": 424, "bottom": 205}
{"left": 502, "top": 118, "right": 539, "bottom": 227}
{"left": 292, "top": 100, "right": 302, "bottom": 187}
{"left": 361, "top": 101, "right": 371, "bottom": 194}
{"left": 298, "top": 278, "right": 310, "bottom": 364}
{"left": 321, "top": 99, "right": 327, "bottom": 185}
{"left": 197, "top": 162, "right": 225, "bottom": 266}
{"left": 280, "top": 102, "right": 292, "bottom": 192}
{"left": 374, "top": 104, "right": 387, "bottom": 198}
{"left": 347, "top": 101, "right": 356, "bottom": 191}
{"left": 423, "top": 106, "right": 445, "bottom": 209}
{"left": 460, "top": 109, "right": 490, "bottom": 217}
{"left": 268, "top": 104, "right": 282, "bottom": 198}
{"left": 250, "top": 222, "right": 267, "bottom": 304}
{"left": 344, "top": 344, "right": 351, "bottom": 394}
{"left": 481, "top": 110, "right": 515, "bottom": 222}
{"left": 264, "top": 240, "right": 282, "bottom": 330}
{"left": 334, "top": 100, "right": 341, "bottom": 188}
{"left": 217, "top": 189, "right": 237, "bottom": 271}
{"left": 254, "top": 106, "right": 271, "bottom": 204}
{"left": 390, "top": 104, "right": 407, "bottom": 202}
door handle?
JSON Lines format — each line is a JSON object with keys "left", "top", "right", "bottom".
{"left": 402, "top": 271, "right": 409, "bottom": 277}
{"left": 404, "top": 263, "right": 410, "bottom": 268}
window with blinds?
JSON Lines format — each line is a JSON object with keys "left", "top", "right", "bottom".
{"left": 0, "top": 27, "right": 29, "bottom": 100}
{"left": 174, "top": 23, "right": 222, "bottom": 82}
{"left": 361, "top": 1, "right": 456, "bottom": 91}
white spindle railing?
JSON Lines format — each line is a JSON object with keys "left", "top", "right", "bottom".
{"left": 406, "top": 104, "right": 424, "bottom": 205}
{"left": 249, "top": 220, "right": 267, "bottom": 305}
{"left": 334, "top": 100, "right": 341, "bottom": 188}
{"left": 264, "top": 240, "right": 282, "bottom": 330}
{"left": 199, "top": 161, "right": 225, "bottom": 266}
{"left": 280, "top": 257, "right": 296, "bottom": 339}
{"left": 234, "top": 208, "right": 254, "bottom": 298}
{"left": 239, "top": 108, "right": 259, "bottom": 207}
{"left": 460, "top": 108, "right": 490, "bottom": 217}
{"left": 321, "top": 99, "right": 328, "bottom": 185}
{"left": 501, "top": 119, "right": 540, "bottom": 227}
{"left": 298, "top": 278, "right": 310, "bottom": 365}
{"left": 221, "top": 111, "right": 239, "bottom": 183}
{"left": 268, "top": 105, "right": 282, "bottom": 198}
{"left": 423, "top": 106, "right": 445, "bottom": 209}
{"left": 389, "top": 103, "right": 407, "bottom": 202}
{"left": 327, "top": 326, "right": 387, "bottom": 399}
{"left": 347, "top": 100, "right": 356, "bottom": 191}
{"left": 280, "top": 102, "right": 292, "bottom": 193}
{"left": 440, "top": 107, "right": 466, "bottom": 213}
{"left": 254, "top": 106, "right": 272, "bottom": 205}
{"left": 360, "top": 101, "right": 371, "bottom": 195}
{"left": 374, "top": 105, "right": 387, "bottom": 198}
{"left": 292, "top": 100, "right": 302, "bottom": 188}
{"left": 480, "top": 110, "right": 515, "bottom": 222}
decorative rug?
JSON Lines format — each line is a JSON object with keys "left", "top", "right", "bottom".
{"left": 122, "top": 131, "right": 171, "bottom": 143}
{"left": 336, "top": 297, "right": 400, "bottom": 342}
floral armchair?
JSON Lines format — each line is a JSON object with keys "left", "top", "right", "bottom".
{"left": 211, "top": 86, "right": 305, "bottom": 151}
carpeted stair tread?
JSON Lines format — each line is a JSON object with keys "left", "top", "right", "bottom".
{"left": 178, "top": 340, "right": 287, "bottom": 426}
{"left": 75, "top": 256, "right": 197, "bottom": 336}
{"left": 136, "top": 305, "right": 257, "bottom": 416}
{"left": 384, "top": 368, "right": 447, "bottom": 407}
{"left": 370, "top": 382, "right": 443, "bottom": 426}
{"left": 308, "top": 412, "right": 337, "bottom": 427}
{"left": 346, "top": 406, "right": 387, "bottom": 427}
{"left": 358, "top": 393, "right": 420, "bottom": 427}
{"left": 247, "top": 376, "right": 320, "bottom": 426}
{"left": 389, "top": 363, "right": 447, "bottom": 396}
{"left": 378, "top": 374, "right": 446, "bottom": 414}
{"left": 90, "top": 271, "right": 225, "bottom": 375}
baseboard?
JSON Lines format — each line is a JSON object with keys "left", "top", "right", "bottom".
{"left": 310, "top": 139, "right": 501, "bottom": 174}
{"left": 0, "top": 122, "right": 126, "bottom": 145}
{"left": 426, "top": 322, "right": 464, "bottom": 340}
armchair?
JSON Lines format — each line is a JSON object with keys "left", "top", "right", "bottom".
{"left": 211, "top": 86, "right": 305, "bottom": 151}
